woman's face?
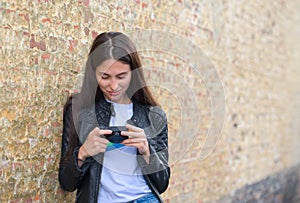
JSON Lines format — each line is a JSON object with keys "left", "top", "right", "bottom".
{"left": 95, "top": 59, "right": 132, "bottom": 104}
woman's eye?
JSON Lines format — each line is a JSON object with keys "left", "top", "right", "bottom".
{"left": 117, "top": 74, "right": 127, "bottom": 79}
{"left": 101, "top": 76, "right": 109, "bottom": 79}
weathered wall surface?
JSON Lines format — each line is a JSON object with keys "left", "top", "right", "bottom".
{"left": 1, "top": 0, "right": 300, "bottom": 202}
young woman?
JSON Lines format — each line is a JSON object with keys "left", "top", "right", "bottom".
{"left": 59, "top": 32, "right": 170, "bottom": 203}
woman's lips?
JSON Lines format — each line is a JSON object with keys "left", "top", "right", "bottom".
{"left": 107, "top": 91, "right": 119, "bottom": 96}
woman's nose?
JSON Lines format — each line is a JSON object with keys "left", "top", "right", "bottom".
{"left": 109, "top": 79, "right": 118, "bottom": 90}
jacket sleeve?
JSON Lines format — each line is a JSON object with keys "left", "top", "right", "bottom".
{"left": 58, "top": 101, "right": 92, "bottom": 192}
{"left": 138, "top": 107, "right": 171, "bottom": 194}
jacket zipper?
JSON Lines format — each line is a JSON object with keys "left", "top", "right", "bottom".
{"left": 143, "top": 175, "right": 162, "bottom": 203}
{"left": 94, "top": 102, "right": 112, "bottom": 203}
{"left": 131, "top": 116, "right": 163, "bottom": 203}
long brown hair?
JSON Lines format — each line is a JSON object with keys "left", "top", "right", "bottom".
{"left": 62, "top": 32, "right": 158, "bottom": 159}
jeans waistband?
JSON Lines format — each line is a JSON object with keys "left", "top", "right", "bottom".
{"left": 127, "top": 193, "right": 160, "bottom": 203}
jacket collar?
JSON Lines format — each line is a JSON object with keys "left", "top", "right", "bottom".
{"left": 95, "top": 98, "right": 147, "bottom": 127}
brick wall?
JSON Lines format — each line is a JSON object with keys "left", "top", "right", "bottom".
{"left": 1, "top": 0, "right": 300, "bottom": 202}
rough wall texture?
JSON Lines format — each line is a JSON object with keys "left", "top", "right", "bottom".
{"left": 1, "top": 0, "right": 300, "bottom": 202}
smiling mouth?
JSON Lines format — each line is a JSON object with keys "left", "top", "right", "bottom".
{"left": 107, "top": 91, "right": 119, "bottom": 96}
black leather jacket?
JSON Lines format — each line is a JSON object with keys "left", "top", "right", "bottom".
{"left": 59, "top": 98, "right": 170, "bottom": 203}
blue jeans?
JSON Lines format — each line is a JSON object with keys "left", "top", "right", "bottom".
{"left": 128, "top": 193, "right": 160, "bottom": 203}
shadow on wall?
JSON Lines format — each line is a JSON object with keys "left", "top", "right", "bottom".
{"left": 214, "top": 165, "right": 300, "bottom": 203}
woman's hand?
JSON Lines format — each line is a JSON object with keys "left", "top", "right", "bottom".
{"left": 121, "top": 124, "right": 150, "bottom": 163}
{"left": 78, "top": 127, "right": 111, "bottom": 166}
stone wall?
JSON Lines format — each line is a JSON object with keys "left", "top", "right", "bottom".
{"left": 1, "top": 0, "right": 300, "bottom": 202}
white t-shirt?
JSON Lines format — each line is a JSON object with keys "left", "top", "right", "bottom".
{"left": 98, "top": 102, "right": 151, "bottom": 203}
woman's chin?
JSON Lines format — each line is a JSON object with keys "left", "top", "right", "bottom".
{"left": 104, "top": 93, "right": 129, "bottom": 104}
{"left": 106, "top": 95, "right": 121, "bottom": 103}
